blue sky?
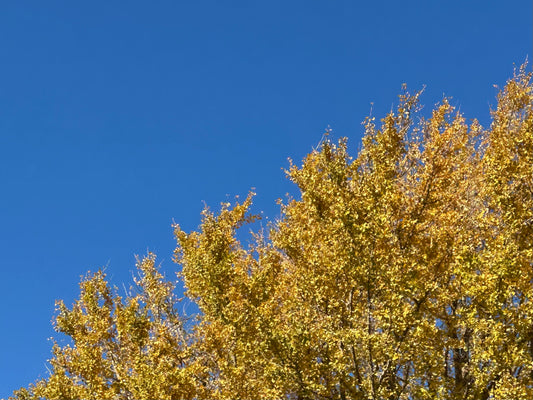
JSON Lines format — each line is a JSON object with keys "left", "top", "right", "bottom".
{"left": 0, "top": 1, "right": 530, "bottom": 396}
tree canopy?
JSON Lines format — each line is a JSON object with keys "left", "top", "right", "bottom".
{"left": 11, "top": 65, "right": 533, "bottom": 400}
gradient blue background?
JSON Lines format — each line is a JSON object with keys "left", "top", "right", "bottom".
{"left": 1, "top": 1, "right": 530, "bottom": 396}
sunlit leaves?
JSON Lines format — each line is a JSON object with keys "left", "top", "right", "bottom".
{"left": 12, "top": 64, "right": 533, "bottom": 400}
{"left": 11, "top": 255, "right": 197, "bottom": 400}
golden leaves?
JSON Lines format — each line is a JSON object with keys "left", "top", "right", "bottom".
{"left": 11, "top": 63, "right": 533, "bottom": 400}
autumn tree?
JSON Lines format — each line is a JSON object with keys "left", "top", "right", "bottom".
{"left": 12, "top": 255, "right": 202, "bottom": 400}
{"left": 11, "top": 65, "right": 533, "bottom": 400}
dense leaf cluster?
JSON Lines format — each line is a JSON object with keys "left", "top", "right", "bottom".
{"left": 11, "top": 65, "right": 533, "bottom": 400}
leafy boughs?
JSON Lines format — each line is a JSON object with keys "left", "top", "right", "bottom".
{"left": 12, "top": 65, "right": 533, "bottom": 400}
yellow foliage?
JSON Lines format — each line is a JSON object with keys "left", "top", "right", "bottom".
{"left": 11, "top": 64, "right": 533, "bottom": 400}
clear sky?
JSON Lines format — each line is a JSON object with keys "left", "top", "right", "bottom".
{"left": 0, "top": 1, "right": 530, "bottom": 396}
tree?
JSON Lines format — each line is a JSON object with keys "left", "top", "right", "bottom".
{"left": 12, "top": 255, "right": 202, "bottom": 400}
{"left": 11, "top": 65, "right": 533, "bottom": 400}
